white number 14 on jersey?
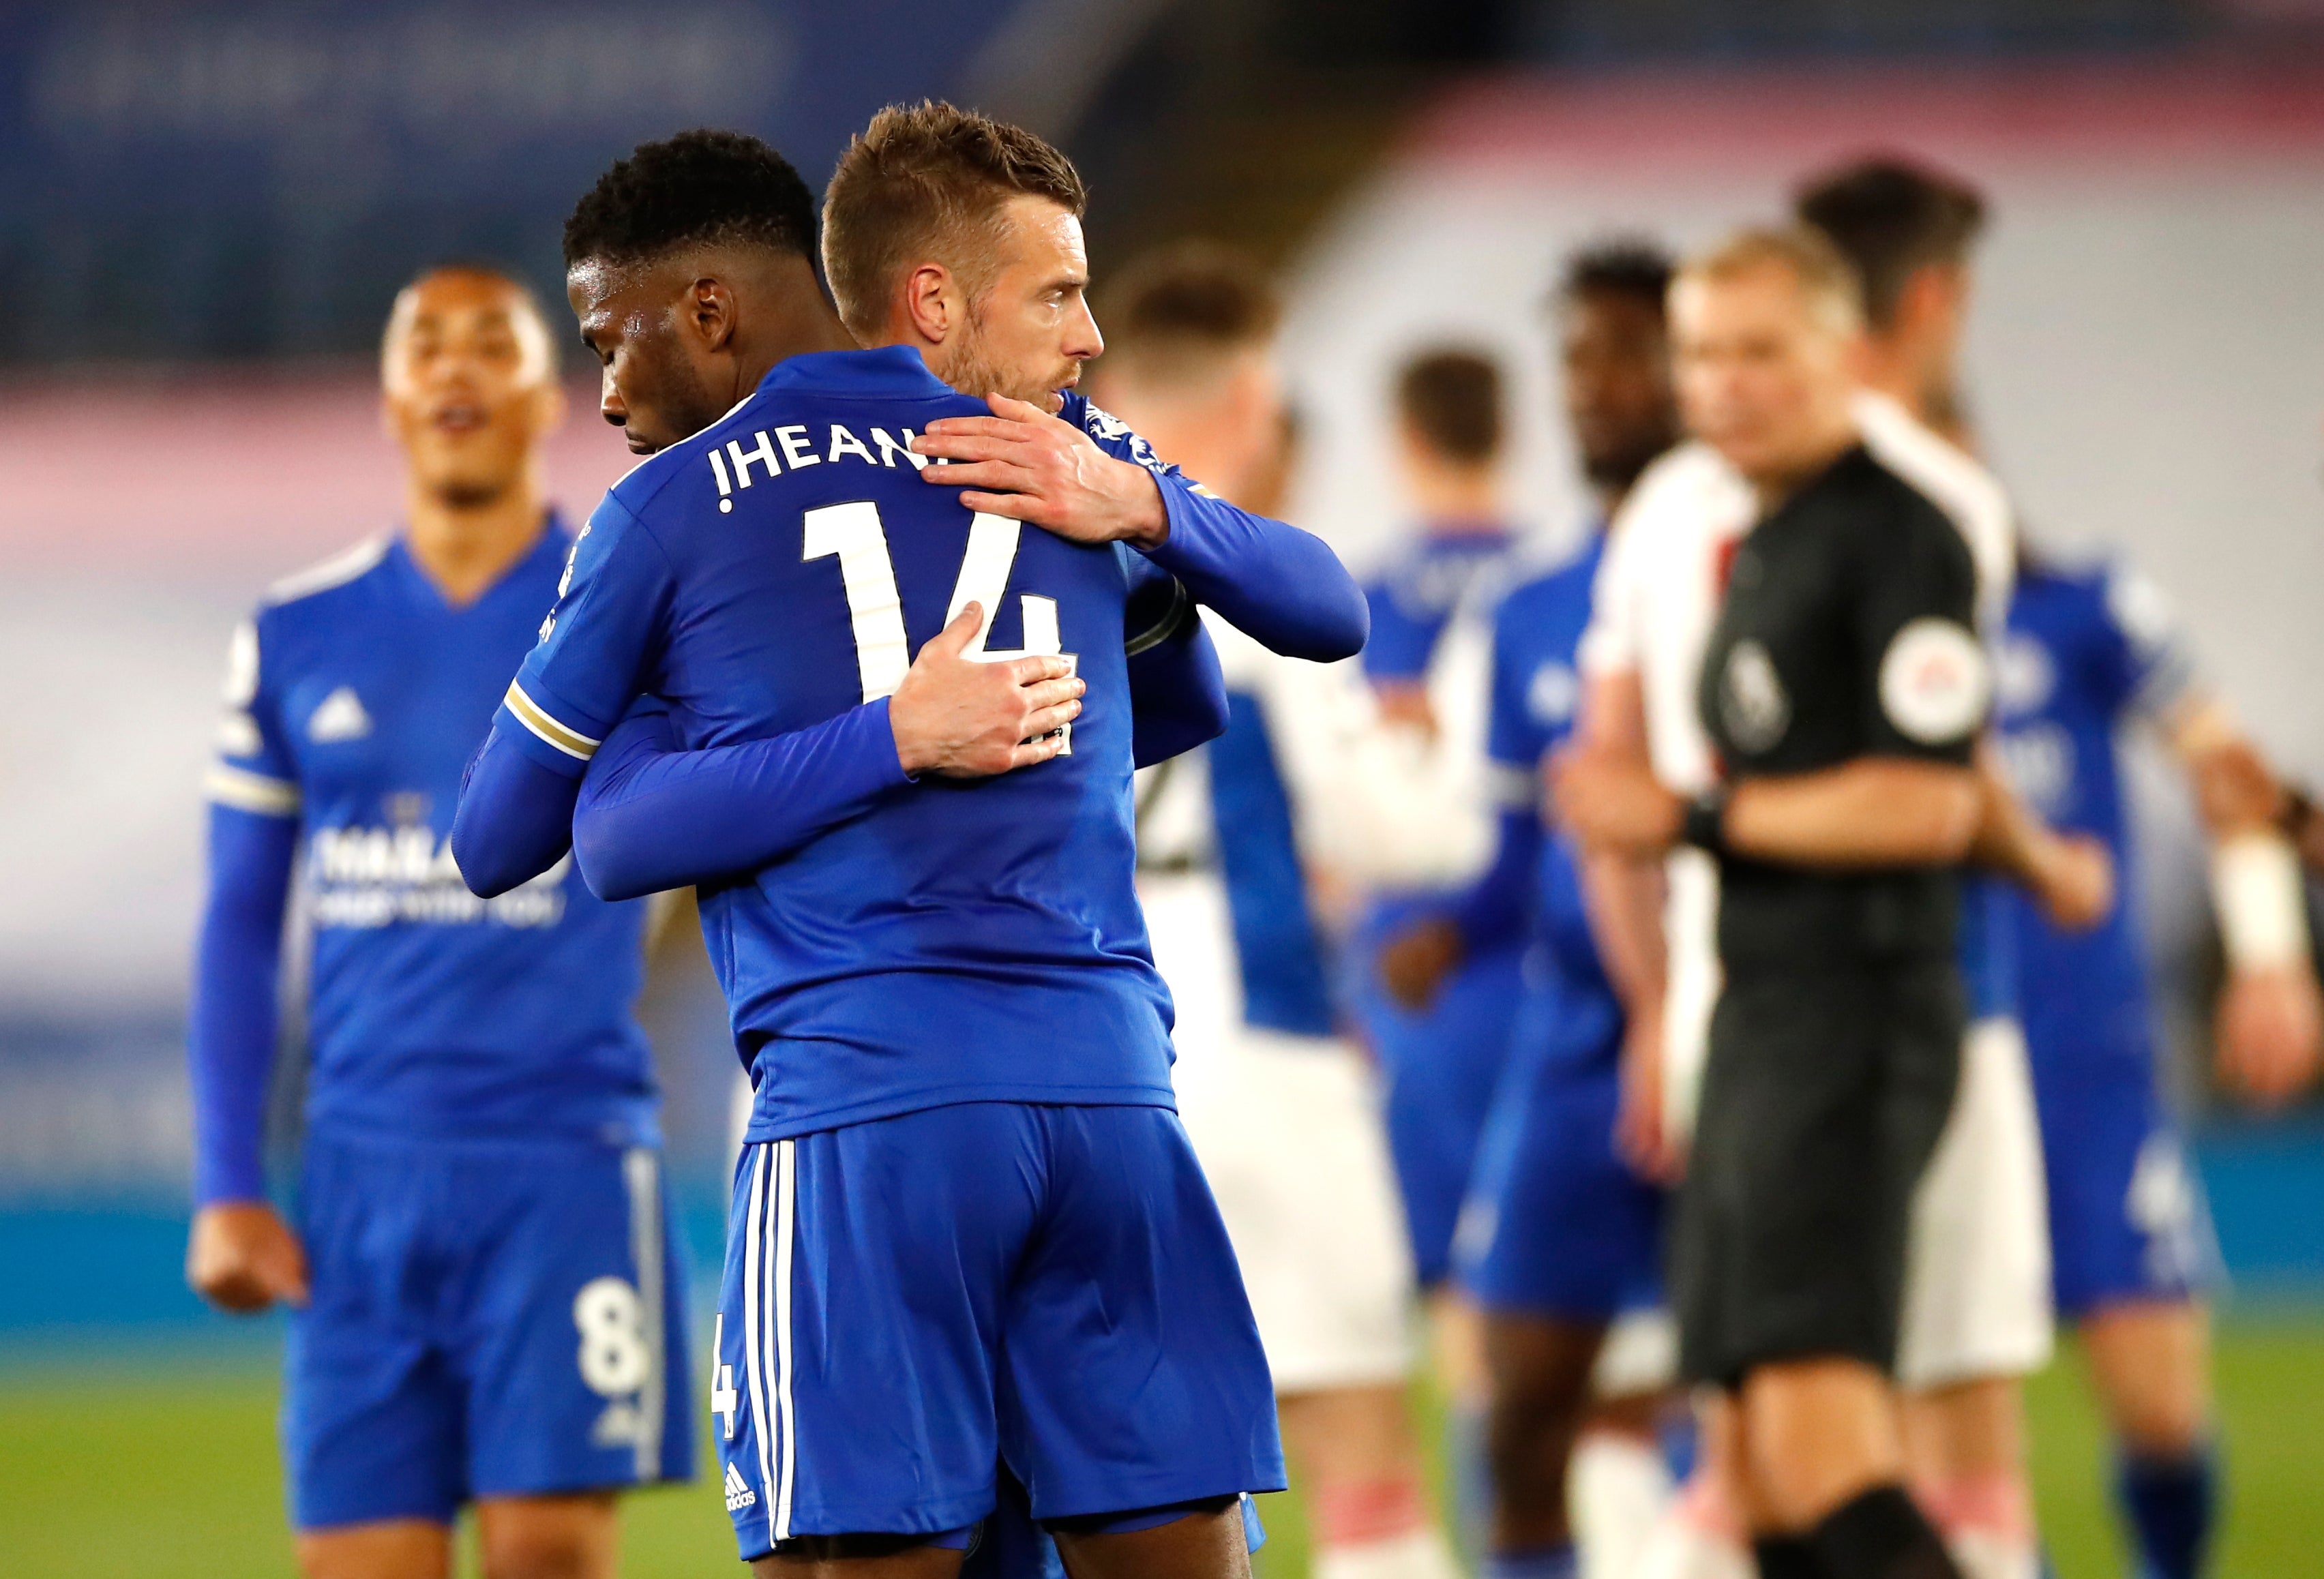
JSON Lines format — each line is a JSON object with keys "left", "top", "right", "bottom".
{"left": 803, "top": 501, "right": 1075, "bottom": 753}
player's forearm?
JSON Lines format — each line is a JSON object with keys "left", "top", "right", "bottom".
{"left": 1580, "top": 846, "right": 1669, "bottom": 1014}
{"left": 571, "top": 703, "right": 910, "bottom": 902}
{"left": 1127, "top": 614, "right": 1229, "bottom": 768}
{"left": 188, "top": 808, "right": 297, "bottom": 1207}
{"left": 1723, "top": 757, "right": 1982, "bottom": 869}
{"left": 451, "top": 724, "right": 581, "bottom": 897}
{"left": 1141, "top": 481, "right": 1368, "bottom": 662}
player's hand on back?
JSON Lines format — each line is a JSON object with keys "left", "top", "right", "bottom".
{"left": 890, "top": 603, "right": 1086, "bottom": 779}
{"left": 914, "top": 394, "right": 1170, "bottom": 550}
{"left": 2216, "top": 965, "right": 2324, "bottom": 1110}
{"left": 187, "top": 1201, "right": 310, "bottom": 1314}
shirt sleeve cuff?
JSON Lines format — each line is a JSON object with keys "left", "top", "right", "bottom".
{"left": 499, "top": 676, "right": 610, "bottom": 774}
{"left": 192, "top": 1152, "right": 267, "bottom": 1209}
{"left": 492, "top": 700, "right": 593, "bottom": 779}
{"left": 854, "top": 697, "right": 914, "bottom": 787}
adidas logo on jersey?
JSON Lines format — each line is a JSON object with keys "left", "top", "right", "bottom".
{"left": 724, "top": 1462, "right": 758, "bottom": 1512}
{"left": 307, "top": 687, "right": 372, "bottom": 742}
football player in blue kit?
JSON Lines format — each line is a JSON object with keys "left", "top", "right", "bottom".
{"left": 1356, "top": 348, "right": 1528, "bottom": 1559}
{"left": 1359, "top": 350, "right": 1526, "bottom": 1289}
{"left": 1427, "top": 245, "right": 1684, "bottom": 1579}
{"left": 1997, "top": 556, "right": 2322, "bottom": 1579}
{"left": 451, "top": 112, "right": 1369, "bottom": 1579}
{"left": 184, "top": 265, "right": 691, "bottom": 1579}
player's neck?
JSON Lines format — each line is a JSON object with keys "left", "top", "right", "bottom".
{"left": 404, "top": 472, "right": 550, "bottom": 607}
{"left": 1857, "top": 336, "right": 1976, "bottom": 448}
{"left": 1406, "top": 465, "right": 1502, "bottom": 532}
{"left": 730, "top": 266, "right": 856, "bottom": 393}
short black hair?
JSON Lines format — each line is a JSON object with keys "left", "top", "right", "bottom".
{"left": 563, "top": 129, "right": 817, "bottom": 269}
{"left": 1553, "top": 239, "right": 1675, "bottom": 315}
{"left": 1793, "top": 156, "right": 1985, "bottom": 330}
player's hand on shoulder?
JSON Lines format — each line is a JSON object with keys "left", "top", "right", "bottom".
{"left": 186, "top": 1201, "right": 310, "bottom": 1314}
{"left": 2035, "top": 831, "right": 2116, "bottom": 933}
{"left": 914, "top": 395, "right": 1169, "bottom": 550}
{"left": 2216, "top": 965, "right": 2324, "bottom": 1110}
{"left": 1548, "top": 742, "right": 1682, "bottom": 857}
{"left": 889, "top": 603, "right": 1085, "bottom": 779}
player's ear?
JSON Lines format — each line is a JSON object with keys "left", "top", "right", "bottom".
{"left": 689, "top": 276, "right": 739, "bottom": 355}
{"left": 902, "top": 262, "right": 956, "bottom": 346}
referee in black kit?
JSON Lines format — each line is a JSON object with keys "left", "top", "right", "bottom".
{"left": 1558, "top": 227, "right": 1987, "bottom": 1579}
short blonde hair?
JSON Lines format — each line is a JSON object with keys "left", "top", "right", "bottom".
{"left": 1675, "top": 226, "right": 1865, "bottom": 335}
{"left": 822, "top": 101, "right": 1087, "bottom": 342}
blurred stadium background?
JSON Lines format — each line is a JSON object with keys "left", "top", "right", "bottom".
{"left": 5, "top": 1, "right": 2324, "bottom": 1573}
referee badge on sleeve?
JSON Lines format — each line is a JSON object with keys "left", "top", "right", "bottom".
{"left": 1879, "top": 618, "right": 1991, "bottom": 745}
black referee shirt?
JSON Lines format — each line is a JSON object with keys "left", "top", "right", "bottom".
{"left": 1697, "top": 444, "right": 1989, "bottom": 969}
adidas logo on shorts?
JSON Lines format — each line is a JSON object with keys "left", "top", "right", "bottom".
{"left": 724, "top": 1462, "right": 758, "bottom": 1512}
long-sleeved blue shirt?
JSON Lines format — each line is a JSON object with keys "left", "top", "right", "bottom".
{"left": 452, "top": 348, "right": 1358, "bottom": 1141}
{"left": 190, "top": 528, "right": 653, "bottom": 1207}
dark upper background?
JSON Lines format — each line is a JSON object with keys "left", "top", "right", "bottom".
{"left": 1, "top": 0, "right": 2299, "bottom": 366}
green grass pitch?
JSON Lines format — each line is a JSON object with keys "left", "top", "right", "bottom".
{"left": 2, "top": 1318, "right": 2317, "bottom": 1577}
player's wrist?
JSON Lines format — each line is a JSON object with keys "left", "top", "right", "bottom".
{"left": 1676, "top": 786, "right": 1729, "bottom": 856}
{"left": 1109, "top": 462, "right": 1170, "bottom": 550}
{"left": 2212, "top": 829, "right": 2310, "bottom": 970}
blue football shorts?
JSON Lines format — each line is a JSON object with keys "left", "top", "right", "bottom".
{"left": 1358, "top": 942, "right": 1526, "bottom": 1287}
{"left": 2031, "top": 1046, "right": 2221, "bottom": 1319}
{"left": 712, "top": 1100, "right": 1284, "bottom": 1562}
{"left": 1455, "top": 984, "right": 1665, "bottom": 1322}
{"left": 284, "top": 1126, "right": 694, "bottom": 1529}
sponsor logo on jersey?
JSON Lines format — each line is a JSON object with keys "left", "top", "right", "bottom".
{"left": 724, "top": 1462, "right": 759, "bottom": 1512}
{"left": 308, "top": 825, "right": 567, "bottom": 929}
{"left": 306, "top": 686, "right": 373, "bottom": 742}
{"left": 1718, "top": 640, "right": 1791, "bottom": 753}
{"left": 1878, "top": 618, "right": 1990, "bottom": 745}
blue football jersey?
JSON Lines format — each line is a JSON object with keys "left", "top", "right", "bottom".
{"left": 1485, "top": 536, "right": 1615, "bottom": 1035}
{"left": 205, "top": 526, "right": 655, "bottom": 1142}
{"left": 1361, "top": 526, "right": 1515, "bottom": 685}
{"left": 1997, "top": 560, "right": 2197, "bottom": 1064}
{"left": 497, "top": 348, "right": 1185, "bottom": 1139}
